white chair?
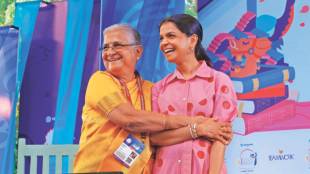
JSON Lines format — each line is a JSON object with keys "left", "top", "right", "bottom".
{"left": 17, "top": 138, "right": 79, "bottom": 174}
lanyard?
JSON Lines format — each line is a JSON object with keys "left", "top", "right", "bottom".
{"left": 117, "top": 71, "right": 145, "bottom": 111}
{"left": 106, "top": 71, "right": 147, "bottom": 142}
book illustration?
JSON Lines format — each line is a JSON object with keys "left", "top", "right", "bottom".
{"left": 232, "top": 65, "right": 295, "bottom": 93}
{"left": 238, "top": 86, "right": 288, "bottom": 114}
{"left": 237, "top": 83, "right": 286, "bottom": 99}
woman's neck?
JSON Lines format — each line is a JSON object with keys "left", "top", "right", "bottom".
{"left": 111, "top": 71, "right": 136, "bottom": 83}
{"left": 176, "top": 57, "right": 200, "bottom": 79}
{"left": 119, "top": 74, "right": 135, "bottom": 83}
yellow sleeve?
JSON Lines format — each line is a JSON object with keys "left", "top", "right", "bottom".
{"left": 85, "top": 71, "right": 127, "bottom": 116}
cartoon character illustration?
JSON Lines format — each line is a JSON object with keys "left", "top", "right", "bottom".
{"left": 206, "top": 0, "right": 295, "bottom": 78}
{"left": 228, "top": 36, "right": 271, "bottom": 78}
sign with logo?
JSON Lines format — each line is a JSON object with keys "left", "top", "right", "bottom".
{"left": 226, "top": 130, "right": 310, "bottom": 174}
{"left": 239, "top": 147, "right": 257, "bottom": 173}
{"left": 268, "top": 150, "right": 294, "bottom": 161}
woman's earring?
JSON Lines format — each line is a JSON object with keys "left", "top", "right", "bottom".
{"left": 189, "top": 47, "right": 194, "bottom": 53}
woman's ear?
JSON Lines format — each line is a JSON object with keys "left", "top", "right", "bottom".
{"left": 136, "top": 46, "right": 143, "bottom": 60}
{"left": 190, "top": 34, "right": 199, "bottom": 49}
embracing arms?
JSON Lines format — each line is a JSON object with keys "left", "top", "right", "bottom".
{"left": 107, "top": 103, "right": 206, "bottom": 133}
{"left": 86, "top": 72, "right": 206, "bottom": 133}
{"left": 150, "top": 117, "right": 232, "bottom": 146}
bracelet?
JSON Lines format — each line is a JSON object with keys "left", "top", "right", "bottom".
{"left": 189, "top": 123, "right": 198, "bottom": 139}
{"left": 189, "top": 125, "right": 195, "bottom": 139}
{"left": 192, "top": 123, "right": 198, "bottom": 139}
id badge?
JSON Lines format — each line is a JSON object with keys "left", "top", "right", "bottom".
{"left": 114, "top": 134, "right": 145, "bottom": 168}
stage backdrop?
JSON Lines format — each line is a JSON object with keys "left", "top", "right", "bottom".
{"left": 199, "top": 0, "right": 310, "bottom": 173}
{"left": 4, "top": 0, "right": 309, "bottom": 174}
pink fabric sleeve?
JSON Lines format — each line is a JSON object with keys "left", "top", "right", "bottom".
{"left": 213, "top": 72, "right": 238, "bottom": 122}
{"left": 151, "top": 83, "right": 161, "bottom": 112}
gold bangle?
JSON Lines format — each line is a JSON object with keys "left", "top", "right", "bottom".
{"left": 189, "top": 123, "right": 198, "bottom": 139}
{"left": 189, "top": 125, "right": 194, "bottom": 139}
{"left": 191, "top": 123, "right": 198, "bottom": 139}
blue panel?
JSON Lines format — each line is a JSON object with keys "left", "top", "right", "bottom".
{"left": 136, "top": 0, "right": 184, "bottom": 82}
{"left": 52, "top": 0, "right": 94, "bottom": 144}
{"left": 14, "top": 1, "right": 41, "bottom": 90}
{"left": 0, "top": 26, "right": 19, "bottom": 174}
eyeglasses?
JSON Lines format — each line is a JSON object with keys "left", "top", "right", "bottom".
{"left": 100, "top": 42, "right": 140, "bottom": 52}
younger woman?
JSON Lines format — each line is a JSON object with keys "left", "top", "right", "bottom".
{"left": 151, "top": 14, "right": 238, "bottom": 174}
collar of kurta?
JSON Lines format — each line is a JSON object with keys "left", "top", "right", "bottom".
{"left": 165, "top": 61, "right": 214, "bottom": 85}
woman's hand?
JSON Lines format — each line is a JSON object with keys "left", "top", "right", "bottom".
{"left": 196, "top": 118, "right": 232, "bottom": 145}
{"left": 191, "top": 116, "right": 208, "bottom": 124}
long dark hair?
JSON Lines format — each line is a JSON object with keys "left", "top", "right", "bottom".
{"left": 159, "top": 14, "right": 212, "bottom": 67}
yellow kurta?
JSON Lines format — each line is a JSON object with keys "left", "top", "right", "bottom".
{"left": 73, "top": 71, "right": 153, "bottom": 173}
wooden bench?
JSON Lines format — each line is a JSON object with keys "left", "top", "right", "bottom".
{"left": 17, "top": 138, "right": 78, "bottom": 174}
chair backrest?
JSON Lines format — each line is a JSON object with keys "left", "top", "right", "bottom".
{"left": 17, "top": 138, "right": 79, "bottom": 174}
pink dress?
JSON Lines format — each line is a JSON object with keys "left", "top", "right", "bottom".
{"left": 152, "top": 62, "right": 238, "bottom": 174}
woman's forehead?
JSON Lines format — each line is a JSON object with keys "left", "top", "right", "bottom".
{"left": 104, "top": 28, "right": 135, "bottom": 42}
{"left": 160, "top": 22, "right": 180, "bottom": 33}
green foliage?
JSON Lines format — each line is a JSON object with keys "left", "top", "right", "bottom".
{"left": 4, "top": 2, "right": 15, "bottom": 26}
{"left": 185, "top": 0, "right": 198, "bottom": 18}
{"left": 0, "top": 0, "right": 14, "bottom": 26}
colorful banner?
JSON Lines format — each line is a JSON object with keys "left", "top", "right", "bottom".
{"left": 199, "top": 0, "right": 310, "bottom": 173}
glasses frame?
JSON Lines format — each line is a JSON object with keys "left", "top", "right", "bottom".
{"left": 100, "top": 42, "right": 141, "bottom": 52}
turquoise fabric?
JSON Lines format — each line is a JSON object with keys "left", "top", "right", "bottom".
{"left": 14, "top": 1, "right": 41, "bottom": 90}
{"left": 52, "top": 0, "right": 94, "bottom": 144}
{"left": 0, "top": 1, "right": 40, "bottom": 174}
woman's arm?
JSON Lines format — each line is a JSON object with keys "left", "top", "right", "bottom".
{"left": 108, "top": 103, "right": 206, "bottom": 133}
{"left": 87, "top": 72, "right": 205, "bottom": 133}
{"left": 150, "top": 117, "right": 232, "bottom": 146}
{"left": 208, "top": 141, "right": 226, "bottom": 174}
{"left": 150, "top": 126, "right": 191, "bottom": 146}
{"left": 205, "top": 73, "right": 237, "bottom": 174}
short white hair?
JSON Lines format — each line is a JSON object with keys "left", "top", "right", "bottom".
{"left": 103, "top": 24, "right": 141, "bottom": 44}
